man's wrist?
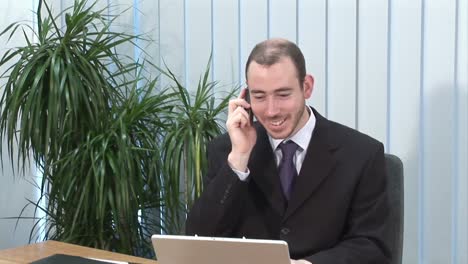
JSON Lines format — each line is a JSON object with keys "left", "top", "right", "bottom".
{"left": 227, "top": 152, "right": 250, "bottom": 172}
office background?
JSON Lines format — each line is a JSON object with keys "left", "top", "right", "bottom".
{"left": 0, "top": 0, "right": 467, "bottom": 263}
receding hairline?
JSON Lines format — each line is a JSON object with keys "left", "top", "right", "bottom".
{"left": 245, "top": 38, "right": 306, "bottom": 83}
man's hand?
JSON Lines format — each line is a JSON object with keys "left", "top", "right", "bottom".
{"left": 290, "top": 259, "right": 312, "bottom": 264}
{"left": 226, "top": 89, "right": 257, "bottom": 172}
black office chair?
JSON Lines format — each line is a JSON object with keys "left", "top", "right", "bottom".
{"left": 385, "top": 154, "right": 404, "bottom": 264}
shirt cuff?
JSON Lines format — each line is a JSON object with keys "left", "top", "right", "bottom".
{"left": 229, "top": 165, "right": 250, "bottom": 181}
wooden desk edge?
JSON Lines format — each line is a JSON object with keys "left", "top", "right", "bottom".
{"left": 0, "top": 240, "right": 157, "bottom": 264}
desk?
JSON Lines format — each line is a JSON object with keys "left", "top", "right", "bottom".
{"left": 0, "top": 241, "right": 157, "bottom": 264}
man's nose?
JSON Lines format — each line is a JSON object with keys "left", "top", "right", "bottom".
{"left": 265, "top": 98, "right": 279, "bottom": 117}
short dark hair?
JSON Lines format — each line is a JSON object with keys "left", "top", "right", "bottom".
{"left": 245, "top": 38, "right": 306, "bottom": 84}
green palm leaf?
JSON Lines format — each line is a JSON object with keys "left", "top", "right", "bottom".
{"left": 160, "top": 57, "right": 237, "bottom": 234}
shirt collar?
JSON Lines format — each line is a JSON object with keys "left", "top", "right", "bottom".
{"left": 269, "top": 106, "right": 316, "bottom": 151}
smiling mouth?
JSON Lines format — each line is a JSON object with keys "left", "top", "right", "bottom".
{"left": 270, "top": 118, "right": 286, "bottom": 127}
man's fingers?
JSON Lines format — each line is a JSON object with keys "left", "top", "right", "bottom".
{"left": 233, "top": 109, "right": 250, "bottom": 128}
{"left": 228, "top": 99, "right": 250, "bottom": 114}
{"left": 227, "top": 89, "right": 252, "bottom": 129}
{"left": 227, "top": 107, "right": 250, "bottom": 128}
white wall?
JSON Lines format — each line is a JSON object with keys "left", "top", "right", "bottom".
{"left": 0, "top": 1, "right": 40, "bottom": 250}
{"left": 0, "top": 1, "right": 467, "bottom": 264}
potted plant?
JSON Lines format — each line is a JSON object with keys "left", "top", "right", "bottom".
{"left": 0, "top": 0, "right": 172, "bottom": 256}
{"left": 0, "top": 0, "right": 237, "bottom": 256}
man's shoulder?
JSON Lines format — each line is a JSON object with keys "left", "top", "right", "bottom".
{"left": 312, "top": 108, "right": 381, "bottom": 145}
{"left": 321, "top": 117, "right": 383, "bottom": 152}
{"left": 316, "top": 118, "right": 385, "bottom": 168}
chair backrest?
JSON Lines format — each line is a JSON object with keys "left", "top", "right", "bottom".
{"left": 385, "top": 154, "right": 404, "bottom": 264}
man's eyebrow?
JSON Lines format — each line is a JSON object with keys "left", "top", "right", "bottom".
{"left": 275, "top": 87, "right": 293, "bottom": 92}
{"left": 250, "top": 87, "right": 293, "bottom": 94}
{"left": 250, "top": 89, "right": 265, "bottom": 94}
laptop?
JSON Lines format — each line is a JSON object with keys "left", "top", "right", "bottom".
{"left": 151, "top": 234, "right": 291, "bottom": 264}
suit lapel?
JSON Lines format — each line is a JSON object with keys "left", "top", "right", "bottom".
{"left": 284, "top": 110, "right": 338, "bottom": 220}
{"left": 249, "top": 125, "right": 287, "bottom": 215}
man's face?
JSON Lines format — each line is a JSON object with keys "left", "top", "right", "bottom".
{"left": 247, "top": 57, "right": 313, "bottom": 139}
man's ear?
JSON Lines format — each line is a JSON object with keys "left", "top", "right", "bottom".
{"left": 303, "top": 74, "right": 314, "bottom": 99}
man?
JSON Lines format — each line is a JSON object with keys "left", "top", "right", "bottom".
{"left": 186, "top": 38, "right": 391, "bottom": 264}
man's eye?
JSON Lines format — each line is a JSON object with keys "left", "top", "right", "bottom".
{"left": 279, "top": 93, "right": 290, "bottom": 97}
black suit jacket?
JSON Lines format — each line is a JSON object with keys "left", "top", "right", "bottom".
{"left": 186, "top": 108, "right": 391, "bottom": 264}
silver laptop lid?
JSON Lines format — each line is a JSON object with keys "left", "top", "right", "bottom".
{"left": 152, "top": 234, "right": 290, "bottom": 264}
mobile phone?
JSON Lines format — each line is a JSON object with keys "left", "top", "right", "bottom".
{"left": 244, "top": 87, "right": 254, "bottom": 124}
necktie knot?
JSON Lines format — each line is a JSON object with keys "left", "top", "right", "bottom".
{"left": 278, "top": 141, "right": 299, "bottom": 161}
